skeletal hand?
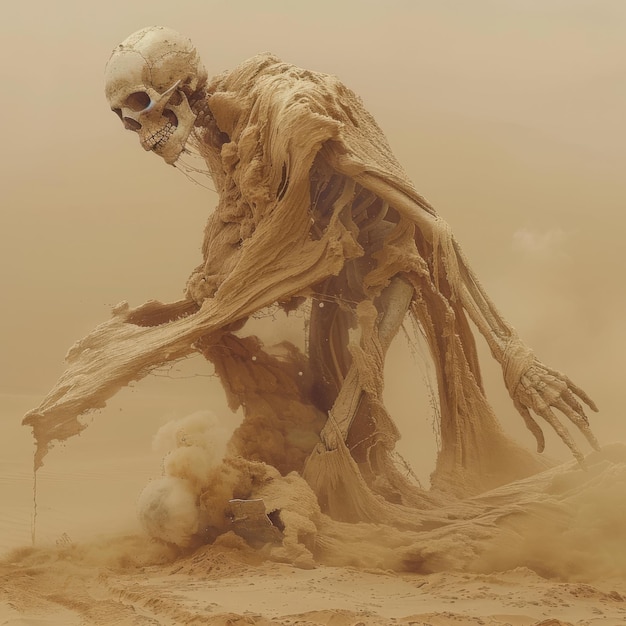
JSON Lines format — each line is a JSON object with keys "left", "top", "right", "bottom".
{"left": 510, "top": 360, "right": 599, "bottom": 465}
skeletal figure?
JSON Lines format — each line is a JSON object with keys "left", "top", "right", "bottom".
{"left": 24, "top": 26, "right": 599, "bottom": 522}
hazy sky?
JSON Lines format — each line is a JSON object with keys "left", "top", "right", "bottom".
{"left": 2, "top": 1, "right": 625, "bottom": 469}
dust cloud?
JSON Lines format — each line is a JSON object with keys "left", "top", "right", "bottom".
{"left": 136, "top": 400, "right": 626, "bottom": 581}
{"left": 138, "top": 410, "right": 237, "bottom": 546}
{"left": 14, "top": 437, "right": 623, "bottom": 582}
{"left": 475, "top": 444, "right": 626, "bottom": 581}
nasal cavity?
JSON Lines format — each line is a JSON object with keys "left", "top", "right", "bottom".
{"left": 123, "top": 117, "right": 142, "bottom": 131}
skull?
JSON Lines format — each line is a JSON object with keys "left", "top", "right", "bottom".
{"left": 104, "top": 26, "right": 207, "bottom": 165}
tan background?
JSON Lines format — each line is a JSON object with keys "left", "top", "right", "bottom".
{"left": 1, "top": 1, "right": 625, "bottom": 547}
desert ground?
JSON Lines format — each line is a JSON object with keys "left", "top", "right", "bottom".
{"left": 2, "top": 389, "right": 626, "bottom": 625}
{"left": 2, "top": 2, "right": 626, "bottom": 625}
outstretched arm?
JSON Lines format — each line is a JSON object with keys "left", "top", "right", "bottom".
{"left": 23, "top": 181, "right": 361, "bottom": 471}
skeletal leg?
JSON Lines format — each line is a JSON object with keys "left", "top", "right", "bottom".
{"left": 308, "top": 282, "right": 354, "bottom": 415}
{"left": 320, "top": 274, "right": 414, "bottom": 448}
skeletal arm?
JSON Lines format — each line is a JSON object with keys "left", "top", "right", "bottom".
{"left": 336, "top": 160, "right": 599, "bottom": 463}
{"left": 452, "top": 238, "right": 599, "bottom": 462}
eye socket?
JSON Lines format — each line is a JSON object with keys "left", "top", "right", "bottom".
{"left": 123, "top": 91, "right": 152, "bottom": 112}
{"left": 168, "top": 90, "right": 183, "bottom": 106}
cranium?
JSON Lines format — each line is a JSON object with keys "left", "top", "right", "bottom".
{"left": 104, "top": 26, "right": 207, "bottom": 164}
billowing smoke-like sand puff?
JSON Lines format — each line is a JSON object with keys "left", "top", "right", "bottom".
{"left": 137, "top": 410, "right": 237, "bottom": 546}
{"left": 137, "top": 477, "right": 200, "bottom": 546}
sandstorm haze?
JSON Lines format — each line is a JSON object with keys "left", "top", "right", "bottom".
{"left": 1, "top": 0, "right": 625, "bottom": 530}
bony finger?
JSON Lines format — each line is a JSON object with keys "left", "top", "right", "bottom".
{"left": 562, "top": 389, "right": 589, "bottom": 424}
{"left": 554, "top": 397, "right": 601, "bottom": 452}
{"left": 514, "top": 398, "right": 545, "bottom": 453}
{"left": 530, "top": 389, "right": 585, "bottom": 467}
{"left": 566, "top": 377, "right": 598, "bottom": 412}
{"left": 545, "top": 366, "right": 598, "bottom": 412}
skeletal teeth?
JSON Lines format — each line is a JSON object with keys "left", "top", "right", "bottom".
{"left": 146, "top": 122, "right": 175, "bottom": 149}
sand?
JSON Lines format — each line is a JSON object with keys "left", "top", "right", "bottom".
{"left": 2, "top": 392, "right": 625, "bottom": 626}
{"left": 2, "top": 539, "right": 626, "bottom": 625}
